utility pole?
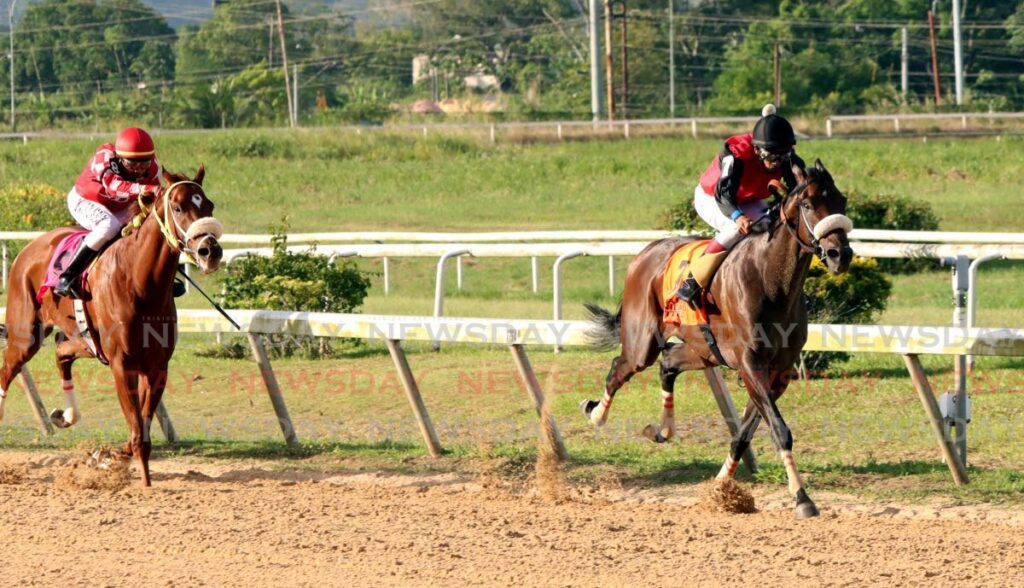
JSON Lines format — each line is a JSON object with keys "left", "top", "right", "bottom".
{"left": 773, "top": 42, "right": 781, "bottom": 107}
{"left": 292, "top": 64, "right": 298, "bottom": 125}
{"left": 604, "top": 0, "right": 614, "bottom": 121}
{"left": 668, "top": 0, "right": 675, "bottom": 118}
{"left": 617, "top": 0, "right": 628, "bottom": 119}
{"left": 268, "top": 19, "right": 274, "bottom": 67}
{"left": 274, "top": 0, "right": 295, "bottom": 127}
{"left": 589, "top": 0, "right": 602, "bottom": 121}
{"left": 951, "top": 0, "right": 964, "bottom": 105}
{"left": 7, "top": 0, "right": 16, "bottom": 131}
{"left": 901, "top": 27, "right": 908, "bottom": 98}
{"left": 928, "top": 6, "right": 941, "bottom": 105}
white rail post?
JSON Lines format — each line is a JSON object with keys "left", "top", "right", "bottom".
{"left": 154, "top": 400, "right": 177, "bottom": 442}
{"left": 385, "top": 339, "right": 444, "bottom": 457}
{"left": 826, "top": 118, "right": 833, "bottom": 138}
{"left": 1, "top": 241, "right": 8, "bottom": 290}
{"left": 489, "top": 124, "right": 496, "bottom": 144}
{"left": 432, "top": 249, "right": 471, "bottom": 351}
{"left": 456, "top": 255, "right": 464, "bottom": 291}
{"left": 893, "top": 117, "right": 900, "bottom": 133}
{"left": 967, "top": 253, "right": 1006, "bottom": 373}
{"left": 510, "top": 344, "right": 568, "bottom": 461}
{"left": 531, "top": 256, "right": 539, "bottom": 294}
{"left": 382, "top": 256, "right": 390, "bottom": 295}
{"left": 607, "top": 255, "right": 615, "bottom": 295}
{"left": 247, "top": 332, "right": 299, "bottom": 445}
{"left": 690, "top": 119, "right": 698, "bottom": 138}
{"left": 624, "top": 121, "right": 630, "bottom": 139}
{"left": 18, "top": 367, "right": 54, "bottom": 436}
{"left": 961, "top": 115, "right": 967, "bottom": 129}
{"left": 941, "top": 255, "right": 970, "bottom": 467}
{"left": 557, "top": 123, "right": 563, "bottom": 140}
{"left": 552, "top": 251, "right": 586, "bottom": 353}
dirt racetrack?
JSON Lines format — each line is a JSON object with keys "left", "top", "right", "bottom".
{"left": 1, "top": 451, "right": 1023, "bottom": 587}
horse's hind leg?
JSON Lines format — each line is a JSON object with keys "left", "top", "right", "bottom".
{"left": 581, "top": 306, "right": 661, "bottom": 427}
{"left": 49, "top": 334, "right": 88, "bottom": 428}
{"left": 0, "top": 314, "right": 47, "bottom": 422}
{"left": 642, "top": 357, "right": 680, "bottom": 443}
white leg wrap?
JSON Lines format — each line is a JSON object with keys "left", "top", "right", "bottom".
{"left": 589, "top": 392, "right": 612, "bottom": 427}
{"left": 659, "top": 390, "right": 675, "bottom": 440}
{"left": 716, "top": 457, "right": 739, "bottom": 479}
{"left": 0, "top": 386, "right": 7, "bottom": 421}
{"left": 62, "top": 379, "right": 80, "bottom": 425}
{"left": 780, "top": 450, "right": 805, "bottom": 495}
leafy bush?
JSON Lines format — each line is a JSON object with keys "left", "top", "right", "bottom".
{"left": 215, "top": 226, "right": 371, "bottom": 358}
{"left": 802, "top": 256, "right": 892, "bottom": 371}
{"left": 0, "top": 182, "right": 74, "bottom": 231}
{"left": 657, "top": 198, "right": 709, "bottom": 235}
{"left": 846, "top": 192, "right": 941, "bottom": 274}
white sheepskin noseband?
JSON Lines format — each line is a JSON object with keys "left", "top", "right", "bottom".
{"left": 186, "top": 217, "right": 224, "bottom": 241}
{"left": 812, "top": 214, "right": 853, "bottom": 240}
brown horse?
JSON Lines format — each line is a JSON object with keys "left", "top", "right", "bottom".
{"left": 0, "top": 167, "right": 223, "bottom": 486}
{"left": 583, "top": 160, "right": 853, "bottom": 518}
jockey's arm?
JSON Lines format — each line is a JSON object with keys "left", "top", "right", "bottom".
{"left": 713, "top": 146, "right": 744, "bottom": 220}
{"left": 782, "top": 151, "right": 807, "bottom": 191}
{"left": 94, "top": 149, "right": 160, "bottom": 203}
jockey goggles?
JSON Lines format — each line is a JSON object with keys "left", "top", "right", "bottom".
{"left": 756, "top": 147, "right": 792, "bottom": 164}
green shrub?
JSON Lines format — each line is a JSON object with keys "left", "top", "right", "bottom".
{"left": 846, "top": 192, "right": 941, "bottom": 274}
{"left": 802, "top": 256, "right": 892, "bottom": 371}
{"left": 657, "top": 198, "right": 709, "bottom": 235}
{"left": 216, "top": 225, "right": 371, "bottom": 358}
{"left": 0, "top": 182, "right": 74, "bottom": 231}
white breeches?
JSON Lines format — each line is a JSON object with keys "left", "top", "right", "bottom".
{"left": 68, "top": 189, "right": 134, "bottom": 250}
{"left": 693, "top": 185, "right": 769, "bottom": 250}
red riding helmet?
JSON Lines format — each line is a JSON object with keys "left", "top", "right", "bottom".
{"left": 114, "top": 127, "right": 155, "bottom": 160}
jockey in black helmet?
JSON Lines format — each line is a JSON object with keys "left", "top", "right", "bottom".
{"left": 677, "top": 104, "right": 807, "bottom": 306}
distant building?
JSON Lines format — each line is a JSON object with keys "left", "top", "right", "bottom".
{"left": 412, "top": 55, "right": 432, "bottom": 85}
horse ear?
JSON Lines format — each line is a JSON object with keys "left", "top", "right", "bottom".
{"left": 791, "top": 161, "right": 808, "bottom": 185}
{"left": 815, "top": 158, "right": 825, "bottom": 172}
{"left": 194, "top": 163, "right": 205, "bottom": 185}
{"left": 140, "top": 186, "right": 158, "bottom": 208}
{"left": 161, "top": 169, "right": 175, "bottom": 185}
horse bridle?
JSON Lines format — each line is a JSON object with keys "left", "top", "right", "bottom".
{"left": 138, "top": 180, "right": 224, "bottom": 266}
{"left": 776, "top": 178, "right": 853, "bottom": 263}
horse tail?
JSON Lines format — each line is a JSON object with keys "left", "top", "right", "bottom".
{"left": 583, "top": 302, "right": 621, "bottom": 351}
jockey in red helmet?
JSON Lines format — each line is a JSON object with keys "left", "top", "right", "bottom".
{"left": 676, "top": 104, "right": 807, "bottom": 306}
{"left": 54, "top": 127, "right": 162, "bottom": 298}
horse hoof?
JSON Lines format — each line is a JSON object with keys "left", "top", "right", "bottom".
{"left": 49, "top": 408, "right": 71, "bottom": 429}
{"left": 641, "top": 425, "right": 669, "bottom": 443}
{"left": 795, "top": 501, "right": 820, "bottom": 519}
{"left": 579, "top": 399, "right": 598, "bottom": 417}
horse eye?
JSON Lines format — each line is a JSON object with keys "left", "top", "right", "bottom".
{"left": 173, "top": 205, "right": 182, "bottom": 213}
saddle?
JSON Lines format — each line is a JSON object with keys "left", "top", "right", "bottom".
{"left": 662, "top": 240, "right": 713, "bottom": 326}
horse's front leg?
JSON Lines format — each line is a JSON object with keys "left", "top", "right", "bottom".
{"left": 741, "top": 368, "right": 818, "bottom": 519}
{"left": 111, "top": 361, "right": 149, "bottom": 486}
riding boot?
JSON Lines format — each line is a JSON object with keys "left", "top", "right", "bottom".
{"left": 53, "top": 243, "right": 100, "bottom": 298}
{"left": 677, "top": 250, "right": 728, "bottom": 307}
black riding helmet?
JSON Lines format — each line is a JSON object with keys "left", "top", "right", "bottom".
{"left": 752, "top": 103, "right": 796, "bottom": 152}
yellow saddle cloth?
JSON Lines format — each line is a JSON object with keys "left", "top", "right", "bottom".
{"left": 662, "top": 239, "right": 711, "bottom": 326}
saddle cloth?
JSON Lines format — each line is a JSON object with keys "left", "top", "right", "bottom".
{"left": 36, "top": 230, "right": 90, "bottom": 303}
{"left": 662, "top": 239, "right": 711, "bottom": 326}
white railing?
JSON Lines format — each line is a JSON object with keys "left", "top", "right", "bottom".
{"left": 825, "top": 111, "right": 1024, "bottom": 137}
{"left": 3, "top": 305, "right": 1022, "bottom": 484}
{"left": 4, "top": 110, "right": 1024, "bottom": 144}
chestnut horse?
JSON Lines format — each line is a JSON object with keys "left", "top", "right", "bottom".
{"left": 583, "top": 160, "right": 853, "bottom": 518}
{"left": 0, "top": 167, "right": 223, "bottom": 485}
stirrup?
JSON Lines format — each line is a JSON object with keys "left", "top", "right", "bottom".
{"left": 676, "top": 276, "right": 702, "bottom": 308}
{"left": 53, "top": 276, "right": 82, "bottom": 299}
{"left": 172, "top": 278, "right": 187, "bottom": 298}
